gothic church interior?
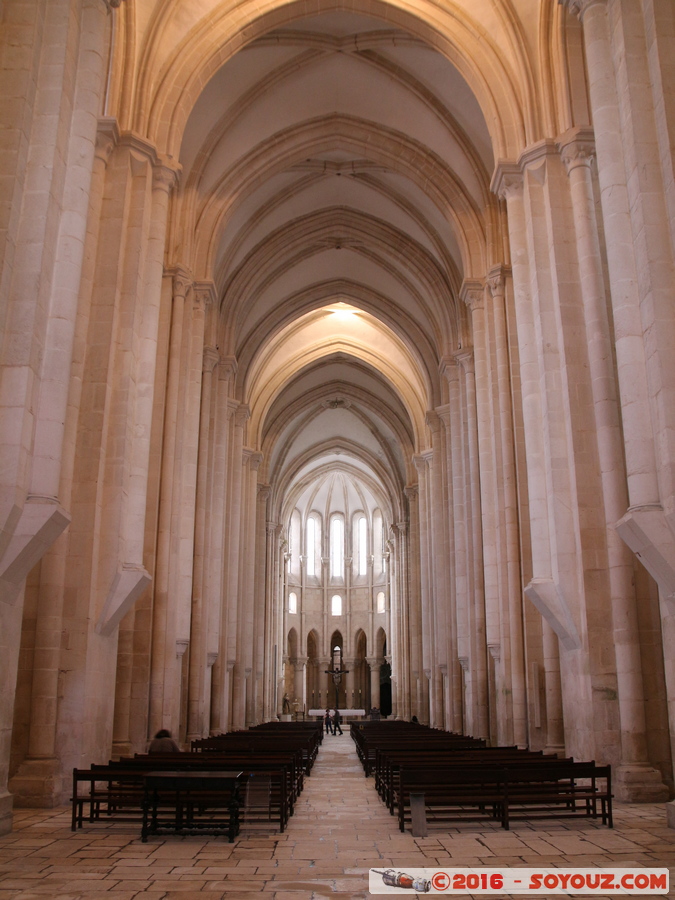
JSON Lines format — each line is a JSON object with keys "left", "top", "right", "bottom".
{"left": 2, "top": 0, "right": 675, "bottom": 835}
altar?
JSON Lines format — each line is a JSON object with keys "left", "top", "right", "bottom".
{"left": 308, "top": 708, "right": 366, "bottom": 718}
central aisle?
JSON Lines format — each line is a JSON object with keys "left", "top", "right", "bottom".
{"left": 284, "top": 728, "right": 397, "bottom": 838}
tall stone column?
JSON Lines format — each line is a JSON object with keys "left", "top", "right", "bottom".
{"left": 426, "top": 413, "right": 452, "bottom": 729}
{"left": 436, "top": 396, "right": 460, "bottom": 731}
{"left": 235, "top": 448, "right": 261, "bottom": 728}
{"left": 455, "top": 350, "right": 489, "bottom": 739}
{"left": 487, "top": 267, "right": 528, "bottom": 747}
{"left": 561, "top": 0, "right": 675, "bottom": 595}
{"left": 264, "top": 521, "right": 282, "bottom": 721}
{"left": 95, "top": 147, "right": 178, "bottom": 642}
{"left": 7, "top": 116, "right": 116, "bottom": 810}
{"left": 254, "top": 482, "right": 271, "bottom": 724}
{"left": 367, "top": 657, "right": 382, "bottom": 709}
{"left": 149, "top": 269, "right": 192, "bottom": 739}
{"left": 406, "top": 481, "right": 426, "bottom": 724}
{"left": 557, "top": 128, "right": 667, "bottom": 799}
{"left": 187, "top": 332, "right": 219, "bottom": 743}
{"left": 414, "top": 453, "right": 435, "bottom": 723}
{"left": 243, "top": 453, "right": 263, "bottom": 725}
{"left": 0, "top": 0, "right": 112, "bottom": 604}
{"left": 491, "top": 166, "right": 557, "bottom": 618}
{"left": 341, "top": 658, "right": 354, "bottom": 709}
{"left": 173, "top": 288, "right": 208, "bottom": 735}
{"left": 208, "top": 360, "right": 236, "bottom": 734}
{"left": 391, "top": 522, "right": 410, "bottom": 721}
{"left": 225, "top": 406, "right": 248, "bottom": 731}
{"left": 0, "top": 0, "right": 112, "bottom": 829}
{"left": 441, "top": 359, "right": 468, "bottom": 733}
{"left": 542, "top": 620, "right": 565, "bottom": 754}
{"left": 293, "top": 657, "right": 307, "bottom": 713}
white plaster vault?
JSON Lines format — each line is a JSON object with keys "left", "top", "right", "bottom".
{"left": 1, "top": 0, "right": 675, "bottom": 834}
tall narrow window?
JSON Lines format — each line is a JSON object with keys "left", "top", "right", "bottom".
{"left": 306, "top": 516, "right": 316, "bottom": 577}
{"left": 373, "top": 510, "right": 383, "bottom": 576}
{"left": 331, "top": 594, "right": 342, "bottom": 616}
{"left": 330, "top": 515, "right": 344, "bottom": 578}
{"left": 357, "top": 515, "right": 367, "bottom": 576}
{"left": 288, "top": 591, "right": 298, "bottom": 614}
{"left": 376, "top": 591, "right": 385, "bottom": 614}
{"left": 289, "top": 510, "right": 301, "bottom": 576}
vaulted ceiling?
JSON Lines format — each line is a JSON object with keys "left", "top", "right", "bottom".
{"left": 112, "top": 1, "right": 569, "bottom": 517}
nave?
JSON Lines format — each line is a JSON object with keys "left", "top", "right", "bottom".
{"left": 3, "top": 0, "right": 675, "bottom": 836}
{"left": 0, "top": 733, "right": 673, "bottom": 899}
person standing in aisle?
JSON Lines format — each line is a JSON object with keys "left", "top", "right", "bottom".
{"left": 332, "top": 708, "right": 343, "bottom": 735}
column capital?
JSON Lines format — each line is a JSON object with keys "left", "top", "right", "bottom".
{"left": 244, "top": 448, "right": 263, "bottom": 470}
{"left": 257, "top": 483, "right": 271, "bottom": 500}
{"left": 458, "top": 657, "right": 469, "bottom": 672}
{"left": 219, "top": 355, "right": 237, "bottom": 382}
{"left": 152, "top": 161, "right": 180, "bottom": 194}
{"left": 558, "top": 0, "right": 607, "bottom": 21}
{"left": 454, "top": 349, "right": 475, "bottom": 376}
{"left": 193, "top": 280, "right": 217, "bottom": 310}
{"left": 234, "top": 404, "right": 251, "bottom": 427}
{"left": 168, "top": 266, "right": 192, "bottom": 300}
{"left": 101, "top": 0, "right": 126, "bottom": 8}
{"left": 393, "top": 521, "right": 408, "bottom": 537}
{"left": 404, "top": 484, "right": 419, "bottom": 500}
{"left": 203, "top": 346, "right": 220, "bottom": 373}
{"left": 95, "top": 117, "right": 119, "bottom": 164}
{"left": 435, "top": 404, "right": 451, "bottom": 426}
{"left": 412, "top": 454, "right": 431, "bottom": 474}
{"left": 425, "top": 410, "right": 442, "bottom": 434}
{"left": 487, "top": 264, "right": 511, "bottom": 299}
{"left": 488, "top": 642, "right": 501, "bottom": 661}
{"left": 207, "top": 652, "right": 218, "bottom": 667}
{"left": 439, "top": 355, "right": 460, "bottom": 383}
{"left": 556, "top": 126, "right": 596, "bottom": 175}
{"left": 176, "top": 639, "right": 189, "bottom": 659}
{"left": 460, "top": 279, "right": 484, "bottom": 312}
{"left": 518, "top": 140, "right": 560, "bottom": 174}
{"left": 490, "top": 160, "right": 523, "bottom": 200}
{"left": 366, "top": 657, "right": 382, "bottom": 667}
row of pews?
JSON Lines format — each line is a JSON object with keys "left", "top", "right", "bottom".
{"left": 351, "top": 721, "right": 613, "bottom": 833}
{"left": 71, "top": 721, "right": 323, "bottom": 841}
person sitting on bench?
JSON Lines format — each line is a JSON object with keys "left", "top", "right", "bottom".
{"left": 148, "top": 729, "right": 180, "bottom": 753}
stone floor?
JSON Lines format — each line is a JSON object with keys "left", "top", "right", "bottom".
{"left": 1, "top": 733, "right": 674, "bottom": 899}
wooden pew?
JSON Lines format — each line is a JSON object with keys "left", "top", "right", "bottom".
{"left": 395, "top": 761, "right": 612, "bottom": 833}
{"left": 72, "top": 755, "right": 294, "bottom": 834}
{"left": 376, "top": 748, "right": 562, "bottom": 812}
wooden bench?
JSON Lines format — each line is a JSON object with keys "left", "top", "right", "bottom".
{"left": 140, "top": 769, "right": 244, "bottom": 842}
{"left": 376, "top": 748, "right": 562, "bottom": 812}
{"left": 395, "top": 761, "right": 612, "bottom": 833}
{"left": 132, "top": 753, "right": 298, "bottom": 823}
{"left": 351, "top": 723, "right": 485, "bottom": 776}
{"left": 72, "top": 758, "right": 293, "bottom": 834}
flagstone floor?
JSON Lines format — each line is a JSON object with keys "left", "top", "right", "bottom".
{"left": 1, "top": 733, "right": 674, "bottom": 899}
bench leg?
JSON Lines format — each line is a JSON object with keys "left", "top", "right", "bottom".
{"left": 409, "top": 792, "right": 428, "bottom": 837}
